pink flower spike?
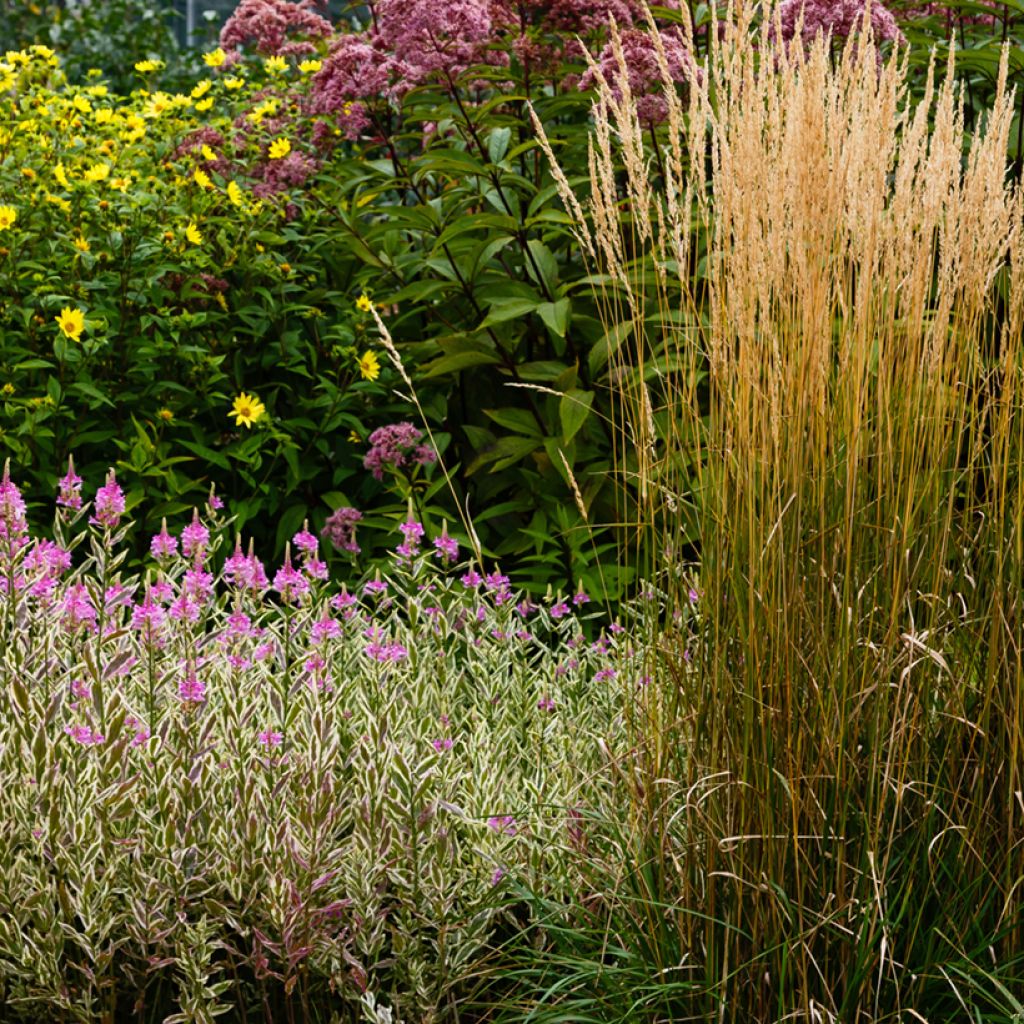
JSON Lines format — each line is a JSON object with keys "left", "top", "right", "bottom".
{"left": 90, "top": 468, "right": 125, "bottom": 529}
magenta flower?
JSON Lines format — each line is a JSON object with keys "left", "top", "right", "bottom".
{"left": 90, "top": 469, "right": 125, "bottom": 529}
{"left": 181, "top": 509, "right": 210, "bottom": 562}
{"left": 537, "top": 696, "right": 556, "bottom": 712}
{"left": 310, "top": 614, "right": 342, "bottom": 643}
{"left": 292, "top": 527, "right": 318, "bottom": 555}
{"left": 433, "top": 533, "right": 459, "bottom": 563}
{"left": 64, "top": 724, "right": 104, "bottom": 746}
{"left": 150, "top": 520, "right": 178, "bottom": 559}
{"left": 594, "top": 668, "right": 617, "bottom": 683}
{"left": 258, "top": 728, "right": 284, "bottom": 747}
{"left": 273, "top": 555, "right": 309, "bottom": 604}
{"left": 487, "top": 815, "right": 517, "bottom": 836}
{"left": 550, "top": 601, "right": 571, "bottom": 619}
{"left": 56, "top": 458, "right": 83, "bottom": 511}
{"left": 131, "top": 596, "right": 166, "bottom": 644}
{"left": 432, "top": 737, "right": 453, "bottom": 752}
{"left": 0, "top": 465, "right": 28, "bottom": 544}
{"left": 461, "top": 569, "right": 482, "bottom": 588}
{"left": 178, "top": 673, "right": 207, "bottom": 703}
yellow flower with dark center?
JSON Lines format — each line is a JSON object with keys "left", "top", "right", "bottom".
{"left": 193, "top": 168, "right": 212, "bottom": 189}
{"left": 185, "top": 222, "right": 203, "bottom": 246}
{"left": 1, "top": 383, "right": 14, "bottom": 397}
{"left": 355, "top": 293, "right": 373, "bottom": 313}
{"left": 0, "top": 206, "right": 15, "bottom": 230}
{"left": 357, "top": 350, "right": 381, "bottom": 381}
{"left": 203, "top": 48, "right": 226, "bottom": 68}
{"left": 158, "top": 407, "right": 173, "bottom": 421}
{"left": 268, "top": 137, "right": 290, "bottom": 160}
{"left": 230, "top": 392, "right": 265, "bottom": 428}
{"left": 55, "top": 306, "right": 85, "bottom": 341}
{"left": 73, "top": 236, "right": 90, "bottom": 252}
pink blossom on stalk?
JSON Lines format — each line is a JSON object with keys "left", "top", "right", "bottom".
{"left": 64, "top": 724, "right": 104, "bottom": 746}
{"left": 433, "top": 532, "right": 459, "bottom": 563}
{"left": 432, "top": 737, "right": 453, "bottom": 752}
{"left": 258, "top": 728, "right": 283, "bottom": 747}
{"left": 178, "top": 673, "right": 207, "bottom": 703}
{"left": 292, "top": 527, "right": 318, "bottom": 556}
{"left": 310, "top": 613, "right": 341, "bottom": 643}
{"left": 550, "top": 600, "right": 571, "bottom": 619}
{"left": 61, "top": 583, "right": 96, "bottom": 631}
{"left": 90, "top": 469, "right": 125, "bottom": 529}
{"left": 131, "top": 595, "right": 166, "bottom": 645}
{"left": 363, "top": 423, "right": 436, "bottom": 481}
{"left": 181, "top": 509, "right": 210, "bottom": 562}
{"left": 150, "top": 519, "right": 178, "bottom": 559}
{"left": 537, "top": 695, "right": 556, "bottom": 712}
{"left": 56, "top": 458, "right": 83, "bottom": 511}
{"left": 0, "top": 464, "right": 28, "bottom": 545}
{"left": 273, "top": 552, "right": 310, "bottom": 603}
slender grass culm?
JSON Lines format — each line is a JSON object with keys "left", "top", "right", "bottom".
{"left": 529, "top": 2, "right": 1024, "bottom": 1021}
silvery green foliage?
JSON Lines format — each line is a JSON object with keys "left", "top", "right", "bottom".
{"left": 0, "top": 475, "right": 644, "bottom": 1022}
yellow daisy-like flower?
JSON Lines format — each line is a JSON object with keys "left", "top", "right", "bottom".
{"left": 194, "top": 97, "right": 214, "bottom": 112}
{"left": 73, "top": 236, "right": 90, "bottom": 252}
{"left": 230, "top": 392, "right": 266, "bottom": 428}
{"left": 0, "top": 206, "right": 16, "bottom": 230}
{"left": 355, "top": 293, "right": 374, "bottom": 313}
{"left": 357, "top": 350, "right": 381, "bottom": 382}
{"left": 268, "top": 137, "right": 290, "bottom": 160}
{"left": 83, "top": 162, "right": 110, "bottom": 183}
{"left": 264, "top": 56, "right": 287, "bottom": 74}
{"left": 200, "top": 144, "right": 217, "bottom": 161}
{"left": 203, "top": 48, "right": 227, "bottom": 68}
{"left": 71, "top": 94, "right": 91, "bottom": 114}
{"left": 223, "top": 76, "right": 245, "bottom": 90}
{"left": 185, "top": 222, "right": 203, "bottom": 246}
{"left": 53, "top": 162, "right": 69, "bottom": 188}
{"left": 226, "top": 180, "right": 244, "bottom": 207}
{"left": 158, "top": 407, "right": 173, "bottom": 421}
{"left": 298, "top": 59, "right": 322, "bottom": 74}
{"left": 193, "top": 168, "right": 212, "bottom": 189}
{"left": 55, "top": 306, "right": 85, "bottom": 341}
{"left": 94, "top": 108, "right": 113, "bottom": 125}
{"left": 134, "top": 59, "right": 161, "bottom": 73}
{"left": 191, "top": 79, "right": 212, "bottom": 99}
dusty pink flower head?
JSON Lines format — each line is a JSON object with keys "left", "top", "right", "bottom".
{"left": 220, "top": 0, "right": 333, "bottom": 56}
{"left": 0, "top": 463, "right": 28, "bottom": 544}
{"left": 773, "top": 0, "right": 905, "bottom": 49}
{"left": 310, "top": 35, "right": 393, "bottom": 133}
{"left": 579, "top": 27, "right": 700, "bottom": 123}
{"left": 364, "top": 422, "right": 436, "bottom": 481}
{"left": 374, "top": 0, "right": 503, "bottom": 90}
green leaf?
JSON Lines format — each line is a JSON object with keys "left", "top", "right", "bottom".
{"left": 483, "top": 407, "right": 541, "bottom": 436}
{"left": 589, "top": 320, "right": 633, "bottom": 376}
{"left": 536, "top": 298, "right": 571, "bottom": 339}
{"left": 488, "top": 126, "right": 512, "bottom": 164}
{"left": 559, "top": 389, "right": 594, "bottom": 445}
{"left": 479, "top": 297, "right": 540, "bottom": 329}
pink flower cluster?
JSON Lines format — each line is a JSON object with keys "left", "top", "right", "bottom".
{"left": 220, "top": 0, "right": 333, "bottom": 57}
{"left": 773, "top": 0, "right": 905, "bottom": 48}
{"left": 579, "top": 27, "right": 700, "bottom": 123}
{"left": 363, "top": 423, "right": 437, "bottom": 481}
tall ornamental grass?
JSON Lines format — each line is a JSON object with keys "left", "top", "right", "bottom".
{"left": 531, "top": 3, "right": 1024, "bottom": 1019}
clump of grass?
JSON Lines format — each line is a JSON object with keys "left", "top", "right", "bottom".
{"left": 529, "top": 3, "right": 1024, "bottom": 1019}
